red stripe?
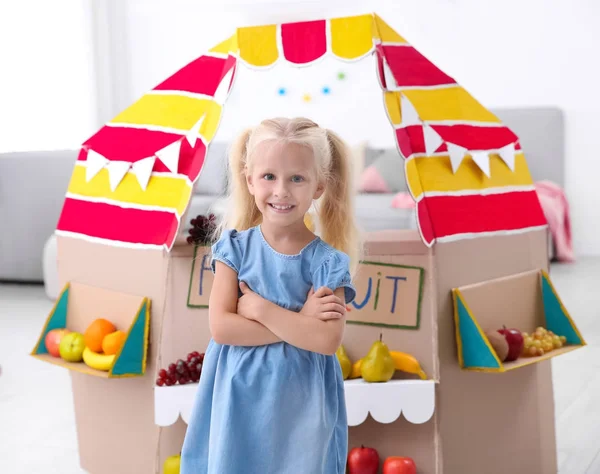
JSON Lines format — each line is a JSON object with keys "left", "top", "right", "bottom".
{"left": 416, "top": 191, "right": 547, "bottom": 244}
{"left": 153, "top": 55, "right": 234, "bottom": 96}
{"left": 381, "top": 45, "right": 456, "bottom": 87}
{"left": 432, "top": 125, "right": 519, "bottom": 151}
{"left": 395, "top": 126, "right": 522, "bottom": 157}
{"left": 57, "top": 198, "right": 179, "bottom": 248}
{"left": 281, "top": 20, "right": 327, "bottom": 64}
{"left": 81, "top": 127, "right": 207, "bottom": 181}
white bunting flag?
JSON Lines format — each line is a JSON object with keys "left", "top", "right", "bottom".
{"left": 446, "top": 142, "right": 468, "bottom": 173}
{"left": 155, "top": 139, "right": 182, "bottom": 174}
{"left": 106, "top": 161, "right": 132, "bottom": 191}
{"left": 213, "top": 67, "right": 235, "bottom": 106}
{"left": 472, "top": 151, "right": 491, "bottom": 177}
{"left": 400, "top": 94, "right": 421, "bottom": 126}
{"left": 498, "top": 142, "right": 516, "bottom": 171}
{"left": 382, "top": 60, "right": 400, "bottom": 91}
{"left": 186, "top": 114, "right": 206, "bottom": 148}
{"left": 85, "top": 149, "right": 109, "bottom": 182}
{"left": 131, "top": 156, "right": 156, "bottom": 191}
{"left": 423, "top": 124, "right": 444, "bottom": 155}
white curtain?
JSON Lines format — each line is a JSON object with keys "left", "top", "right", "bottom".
{"left": 0, "top": 1, "right": 99, "bottom": 152}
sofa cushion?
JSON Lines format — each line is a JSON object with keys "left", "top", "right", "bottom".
{"left": 194, "top": 142, "right": 229, "bottom": 195}
{"left": 359, "top": 148, "right": 408, "bottom": 193}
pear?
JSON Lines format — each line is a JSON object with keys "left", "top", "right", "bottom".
{"left": 361, "top": 334, "right": 395, "bottom": 383}
{"left": 336, "top": 345, "right": 352, "bottom": 380}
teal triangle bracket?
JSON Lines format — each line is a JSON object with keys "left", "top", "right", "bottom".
{"left": 453, "top": 290, "right": 502, "bottom": 371}
{"left": 110, "top": 298, "right": 151, "bottom": 377}
{"left": 32, "top": 284, "right": 70, "bottom": 355}
{"left": 541, "top": 271, "right": 585, "bottom": 346}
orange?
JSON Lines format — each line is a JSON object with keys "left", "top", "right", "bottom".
{"left": 84, "top": 319, "right": 117, "bottom": 352}
{"left": 102, "top": 330, "right": 127, "bottom": 355}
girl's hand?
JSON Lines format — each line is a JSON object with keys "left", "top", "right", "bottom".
{"left": 301, "top": 286, "right": 346, "bottom": 321}
{"left": 237, "top": 282, "right": 269, "bottom": 321}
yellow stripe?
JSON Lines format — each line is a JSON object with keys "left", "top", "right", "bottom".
{"left": 330, "top": 15, "right": 374, "bottom": 59}
{"left": 110, "top": 94, "right": 222, "bottom": 142}
{"left": 209, "top": 34, "right": 238, "bottom": 55}
{"left": 373, "top": 14, "right": 408, "bottom": 43}
{"left": 402, "top": 87, "right": 501, "bottom": 123}
{"left": 406, "top": 153, "right": 533, "bottom": 198}
{"left": 238, "top": 24, "right": 279, "bottom": 67}
{"left": 68, "top": 165, "right": 192, "bottom": 216}
{"left": 384, "top": 91, "right": 401, "bottom": 125}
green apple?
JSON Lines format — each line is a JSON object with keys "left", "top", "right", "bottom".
{"left": 163, "top": 454, "right": 181, "bottom": 474}
{"left": 59, "top": 332, "right": 86, "bottom": 362}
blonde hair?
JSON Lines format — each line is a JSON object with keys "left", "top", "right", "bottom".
{"left": 218, "top": 117, "right": 361, "bottom": 274}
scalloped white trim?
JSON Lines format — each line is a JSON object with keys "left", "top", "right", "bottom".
{"left": 154, "top": 379, "right": 436, "bottom": 427}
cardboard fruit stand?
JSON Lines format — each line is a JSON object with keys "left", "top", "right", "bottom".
{"left": 33, "top": 12, "right": 585, "bottom": 474}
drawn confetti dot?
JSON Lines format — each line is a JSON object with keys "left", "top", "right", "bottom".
{"left": 278, "top": 88, "right": 287, "bottom": 96}
{"left": 322, "top": 86, "right": 331, "bottom": 95}
{"left": 337, "top": 72, "right": 346, "bottom": 80}
{"left": 302, "top": 94, "right": 312, "bottom": 102}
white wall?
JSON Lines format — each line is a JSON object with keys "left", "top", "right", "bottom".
{"left": 108, "top": 0, "right": 600, "bottom": 256}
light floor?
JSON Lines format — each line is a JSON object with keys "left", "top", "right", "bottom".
{"left": 0, "top": 258, "right": 599, "bottom": 474}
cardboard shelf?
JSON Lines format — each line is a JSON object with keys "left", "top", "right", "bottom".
{"left": 31, "top": 282, "right": 151, "bottom": 378}
{"left": 154, "top": 378, "right": 436, "bottom": 427}
{"left": 452, "top": 269, "right": 586, "bottom": 373}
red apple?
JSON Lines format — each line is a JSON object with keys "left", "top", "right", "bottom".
{"left": 498, "top": 326, "right": 524, "bottom": 362}
{"left": 383, "top": 456, "right": 417, "bottom": 474}
{"left": 44, "top": 328, "right": 71, "bottom": 358}
{"left": 347, "top": 445, "right": 379, "bottom": 474}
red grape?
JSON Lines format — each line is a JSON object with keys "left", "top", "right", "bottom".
{"left": 164, "top": 378, "right": 174, "bottom": 386}
{"left": 179, "top": 376, "right": 189, "bottom": 385}
{"left": 156, "top": 378, "right": 165, "bottom": 387}
{"left": 158, "top": 369, "right": 167, "bottom": 379}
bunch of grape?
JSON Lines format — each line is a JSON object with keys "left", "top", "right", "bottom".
{"left": 522, "top": 327, "right": 567, "bottom": 357}
{"left": 187, "top": 214, "right": 217, "bottom": 245}
{"left": 156, "top": 351, "right": 204, "bottom": 386}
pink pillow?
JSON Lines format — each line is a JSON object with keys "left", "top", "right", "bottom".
{"left": 391, "top": 191, "right": 415, "bottom": 209}
{"left": 359, "top": 166, "right": 390, "bottom": 193}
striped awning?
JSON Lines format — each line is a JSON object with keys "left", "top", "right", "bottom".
{"left": 56, "top": 12, "right": 546, "bottom": 250}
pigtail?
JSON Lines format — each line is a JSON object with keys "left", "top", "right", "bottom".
{"left": 319, "top": 130, "right": 362, "bottom": 275}
{"left": 218, "top": 128, "right": 262, "bottom": 237}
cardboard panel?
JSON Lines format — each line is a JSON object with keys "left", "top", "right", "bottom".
{"left": 434, "top": 229, "right": 558, "bottom": 474}
{"left": 362, "top": 229, "right": 429, "bottom": 256}
{"left": 349, "top": 261, "right": 424, "bottom": 329}
{"left": 342, "top": 253, "right": 438, "bottom": 383}
{"left": 159, "top": 244, "right": 214, "bottom": 469}
{"left": 57, "top": 236, "right": 168, "bottom": 474}
{"left": 349, "top": 414, "right": 439, "bottom": 474}
{"left": 456, "top": 269, "right": 544, "bottom": 332}
{"left": 187, "top": 245, "right": 213, "bottom": 308}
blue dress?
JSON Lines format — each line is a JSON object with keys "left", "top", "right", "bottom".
{"left": 181, "top": 225, "right": 356, "bottom": 474}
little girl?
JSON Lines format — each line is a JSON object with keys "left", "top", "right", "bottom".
{"left": 181, "top": 117, "right": 360, "bottom": 474}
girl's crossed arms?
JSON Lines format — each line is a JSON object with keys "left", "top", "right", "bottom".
{"left": 209, "top": 260, "right": 347, "bottom": 355}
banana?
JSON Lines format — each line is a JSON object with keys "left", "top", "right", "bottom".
{"left": 390, "top": 351, "right": 427, "bottom": 380}
{"left": 83, "top": 346, "right": 116, "bottom": 372}
{"left": 349, "top": 359, "right": 362, "bottom": 379}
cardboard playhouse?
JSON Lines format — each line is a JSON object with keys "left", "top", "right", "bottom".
{"left": 32, "top": 12, "right": 586, "bottom": 474}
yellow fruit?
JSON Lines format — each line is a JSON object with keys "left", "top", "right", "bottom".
{"left": 361, "top": 334, "right": 395, "bottom": 383}
{"left": 528, "top": 346, "right": 538, "bottom": 357}
{"left": 335, "top": 345, "right": 352, "bottom": 380}
{"left": 82, "top": 346, "right": 115, "bottom": 371}
{"left": 390, "top": 351, "right": 428, "bottom": 380}
{"left": 349, "top": 359, "right": 362, "bottom": 379}
{"left": 102, "top": 330, "right": 126, "bottom": 356}
{"left": 304, "top": 213, "right": 316, "bottom": 232}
